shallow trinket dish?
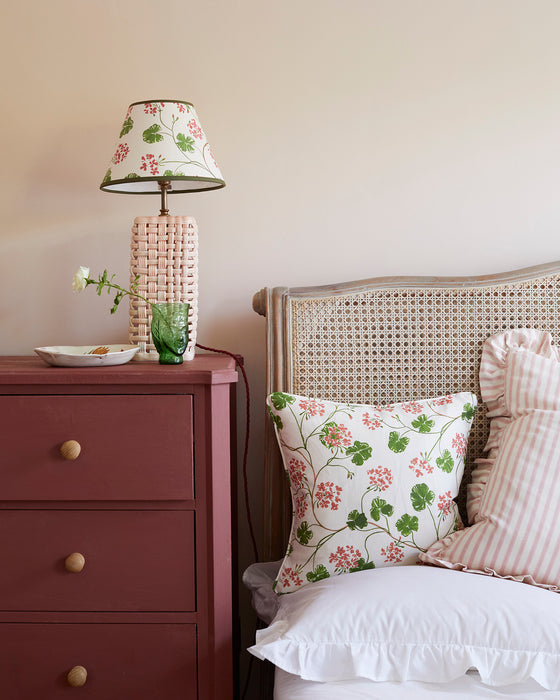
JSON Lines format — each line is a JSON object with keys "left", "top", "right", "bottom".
{"left": 34, "top": 345, "right": 139, "bottom": 367}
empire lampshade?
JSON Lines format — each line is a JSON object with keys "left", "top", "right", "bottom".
{"left": 100, "top": 100, "right": 225, "bottom": 195}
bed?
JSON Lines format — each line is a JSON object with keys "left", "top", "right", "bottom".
{"left": 245, "top": 261, "right": 560, "bottom": 699}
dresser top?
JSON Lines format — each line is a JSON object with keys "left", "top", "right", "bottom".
{"left": 0, "top": 354, "right": 238, "bottom": 387}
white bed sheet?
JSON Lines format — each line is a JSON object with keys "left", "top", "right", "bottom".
{"left": 275, "top": 668, "right": 560, "bottom": 700}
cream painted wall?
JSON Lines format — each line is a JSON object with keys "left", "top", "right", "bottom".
{"left": 2, "top": 1, "right": 560, "bottom": 696}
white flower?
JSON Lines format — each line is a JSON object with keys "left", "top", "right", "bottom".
{"left": 72, "top": 266, "right": 90, "bottom": 292}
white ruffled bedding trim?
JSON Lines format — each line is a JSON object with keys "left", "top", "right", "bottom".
{"left": 250, "top": 634, "right": 560, "bottom": 689}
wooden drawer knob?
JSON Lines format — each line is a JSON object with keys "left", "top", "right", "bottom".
{"left": 67, "top": 665, "right": 87, "bottom": 687}
{"left": 60, "top": 440, "right": 81, "bottom": 460}
{"left": 65, "top": 552, "right": 86, "bottom": 573}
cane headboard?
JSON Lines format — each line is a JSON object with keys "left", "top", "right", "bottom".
{"left": 253, "top": 261, "right": 560, "bottom": 561}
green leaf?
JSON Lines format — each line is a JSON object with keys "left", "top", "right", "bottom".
{"left": 410, "top": 483, "right": 435, "bottom": 511}
{"left": 269, "top": 392, "right": 296, "bottom": 410}
{"left": 102, "top": 169, "right": 111, "bottom": 184}
{"left": 306, "top": 564, "right": 330, "bottom": 583}
{"left": 163, "top": 169, "right": 174, "bottom": 176}
{"left": 349, "top": 558, "right": 375, "bottom": 573}
{"left": 346, "top": 440, "right": 372, "bottom": 465}
{"left": 124, "top": 172, "right": 139, "bottom": 179}
{"left": 462, "top": 403, "right": 476, "bottom": 421}
{"left": 346, "top": 509, "right": 368, "bottom": 531}
{"left": 411, "top": 414, "right": 435, "bottom": 433}
{"left": 143, "top": 124, "right": 164, "bottom": 143}
{"left": 177, "top": 132, "right": 196, "bottom": 153}
{"left": 120, "top": 116, "right": 134, "bottom": 137}
{"left": 296, "top": 521, "right": 313, "bottom": 545}
{"left": 388, "top": 431, "right": 409, "bottom": 453}
{"left": 396, "top": 513, "right": 419, "bottom": 536}
{"left": 370, "top": 497, "right": 394, "bottom": 521}
{"left": 266, "top": 405, "right": 283, "bottom": 429}
{"left": 436, "top": 449, "right": 454, "bottom": 473}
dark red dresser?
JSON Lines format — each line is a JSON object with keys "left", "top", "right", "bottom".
{"left": 0, "top": 355, "right": 237, "bottom": 699}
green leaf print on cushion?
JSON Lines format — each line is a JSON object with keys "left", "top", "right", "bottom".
{"left": 411, "top": 483, "right": 435, "bottom": 511}
{"left": 396, "top": 513, "right": 419, "bottom": 537}
{"left": 436, "top": 449, "right": 454, "bottom": 473}
{"left": 270, "top": 392, "right": 296, "bottom": 410}
{"left": 349, "top": 558, "right": 375, "bottom": 573}
{"left": 346, "top": 510, "right": 368, "bottom": 531}
{"left": 370, "top": 498, "right": 394, "bottom": 521}
{"left": 388, "top": 431, "right": 409, "bottom": 453}
{"left": 306, "top": 564, "right": 330, "bottom": 583}
{"left": 297, "top": 521, "right": 313, "bottom": 545}
{"left": 411, "top": 414, "right": 435, "bottom": 433}
{"left": 346, "top": 440, "right": 372, "bottom": 465}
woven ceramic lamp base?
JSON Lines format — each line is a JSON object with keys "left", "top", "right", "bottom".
{"left": 129, "top": 215, "right": 198, "bottom": 361}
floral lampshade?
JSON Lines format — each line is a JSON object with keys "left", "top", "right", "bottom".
{"left": 100, "top": 100, "right": 225, "bottom": 194}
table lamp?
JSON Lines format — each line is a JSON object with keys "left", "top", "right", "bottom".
{"left": 100, "top": 100, "right": 225, "bottom": 360}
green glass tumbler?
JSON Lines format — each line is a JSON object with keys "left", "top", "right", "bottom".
{"left": 150, "top": 302, "right": 190, "bottom": 364}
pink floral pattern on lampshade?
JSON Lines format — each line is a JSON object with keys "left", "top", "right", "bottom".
{"left": 100, "top": 100, "right": 224, "bottom": 193}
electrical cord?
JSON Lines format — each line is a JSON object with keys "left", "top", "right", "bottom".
{"left": 195, "top": 342, "right": 260, "bottom": 699}
{"left": 195, "top": 343, "right": 259, "bottom": 564}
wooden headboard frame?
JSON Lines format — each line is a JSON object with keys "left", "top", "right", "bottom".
{"left": 253, "top": 261, "right": 560, "bottom": 562}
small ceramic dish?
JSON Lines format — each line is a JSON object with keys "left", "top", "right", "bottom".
{"left": 34, "top": 345, "right": 139, "bottom": 367}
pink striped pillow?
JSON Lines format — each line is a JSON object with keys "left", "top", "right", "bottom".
{"left": 420, "top": 329, "right": 560, "bottom": 591}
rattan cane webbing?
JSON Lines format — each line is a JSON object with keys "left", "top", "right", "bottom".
{"left": 129, "top": 215, "right": 198, "bottom": 361}
{"left": 285, "top": 274, "right": 560, "bottom": 520}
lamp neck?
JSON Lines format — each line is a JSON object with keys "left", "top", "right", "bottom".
{"left": 158, "top": 180, "right": 171, "bottom": 216}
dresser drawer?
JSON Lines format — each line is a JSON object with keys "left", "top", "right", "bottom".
{"left": 0, "top": 395, "right": 193, "bottom": 500}
{"left": 0, "top": 622, "right": 196, "bottom": 699}
{"left": 0, "top": 510, "right": 195, "bottom": 611}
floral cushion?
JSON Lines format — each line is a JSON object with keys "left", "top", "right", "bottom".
{"left": 420, "top": 329, "right": 560, "bottom": 591}
{"left": 267, "top": 391, "right": 477, "bottom": 593}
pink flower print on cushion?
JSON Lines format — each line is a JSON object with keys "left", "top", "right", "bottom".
{"left": 432, "top": 395, "right": 454, "bottom": 406}
{"left": 408, "top": 457, "right": 434, "bottom": 478}
{"left": 367, "top": 466, "right": 393, "bottom": 491}
{"left": 381, "top": 541, "right": 405, "bottom": 563}
{"left": 299, "top": 398, "right": 326, "bottom": 419}
{"left": 451, "top": 433, "right": 468, "bottom": 456}
{"left": 401, "top": 401, "right": 424, "bottom": 415}
{"left": 315, "top": 482, "right": 343, "bottom": 510}
{"left": 287, "top": 458, "right": 306, "bottom": 491}
{"left": 294, "top": 492, "right": 309, "bottom": 519}
{"left": 329, "top": 545, "right": 362, "bottom": 572}
{"left": 320, "top": 423, "right": 352, "bottom": 450}
{"left": 437, "top": 491, "right": 453, "bottom": 517}
{"left": 278, "top": 567, "right": 303, "bottom": 589}
{"left": 112, "top": 143, "right": 130, "bottom": 164}
{"left": 362, "top": 412, "right": 382, "bottom": 430}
